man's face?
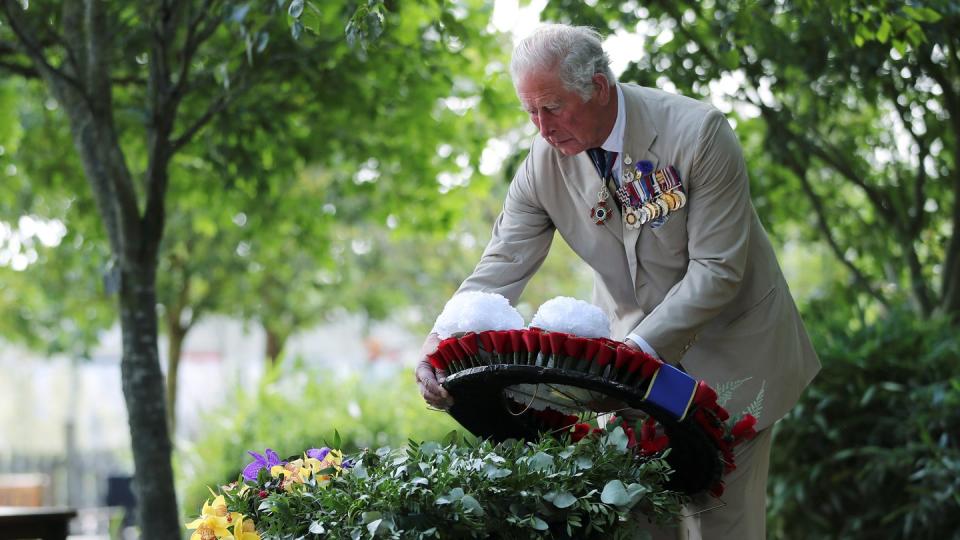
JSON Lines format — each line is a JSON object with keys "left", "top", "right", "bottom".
{"left": 516, "top": 69, "right": 612, "bottom": 156}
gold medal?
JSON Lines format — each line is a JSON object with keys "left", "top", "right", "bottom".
{"left": 655, "top": 198, "right": 670, "bottom": 217}
{"left": 644, "top": 201, "right": 660, "bottom": 220}
{"left": 662, "top": 192, "right": 678, "bottom": 211}
{"left": 623, "top": 208, "right": 640, "bottom": 229}
{"left": 674, "top": 190, "right": 687, "bottom": 208}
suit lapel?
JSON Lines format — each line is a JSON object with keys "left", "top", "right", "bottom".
{"left": 620, "top": 86, "right": 659, "bottom": 289}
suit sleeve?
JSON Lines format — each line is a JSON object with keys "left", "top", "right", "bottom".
{"left": 633, "top": 110, "right": 752, "bottom": 364}
{"left": 456, "top": 150, "right": 555, "bottom": 305}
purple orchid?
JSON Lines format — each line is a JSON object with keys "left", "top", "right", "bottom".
{"left": 306, "top": 447, "right": 330, "bottom": 461}
{"left": 242, "top": 448, "right": 285, "bottom": 482}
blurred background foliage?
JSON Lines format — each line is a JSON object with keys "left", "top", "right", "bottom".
{"left": 768, "top": 303, "right": 960, "bottom": 539}
{"left": 1, "top": 0, "right": 959, "bottom": 537}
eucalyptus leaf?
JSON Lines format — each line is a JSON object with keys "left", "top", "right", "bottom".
{"left": 547, "top": 491, "right": 577, "bottom": 509}
{"left": 601, "top": 480, "right": 630, "bottom": 506}
{"left": 527, "top": 451, "right": 554, "bottom": 472}
{"left": 530, "top": 517, "right": 549, "bottom": 531}
{"left": 460, "top": 494, "right": 484, "bottom": 516}
{"left": 605, "top": 427, "right": 629, "bottom": 452}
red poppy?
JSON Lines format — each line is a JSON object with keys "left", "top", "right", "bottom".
{"left": 427, "top": 351, "right": 447, "bottom": 371}
{"left": 571, "top": 422, "right": 591, "bottom": 442}
{"left": 594, "top": 343, "right": 615, "bottom": 368}
{"left": 732, "top": 414, "right": 757, "bottom": 444}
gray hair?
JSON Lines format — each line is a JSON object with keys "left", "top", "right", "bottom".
{"left": 510, "top": 24, "right": 616, "bottom": 102}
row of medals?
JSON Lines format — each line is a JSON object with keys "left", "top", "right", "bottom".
{"left": 594, "top": 156, "right": 687, "bottom": 229}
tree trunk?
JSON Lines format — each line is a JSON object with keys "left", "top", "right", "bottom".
{"left": 941, "top": 172, "right": 960, "bottom": 322}
{"left": 165, "top": 318, "right": 186, "bottom": 437}
{"left": 265, "top": 327, "right": 286, "bottom": 366}
{"left": 119, "top": 264, "right": 180, "bottom": 538}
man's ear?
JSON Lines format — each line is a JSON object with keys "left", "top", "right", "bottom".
{"left": 592, "top": 73, "right": 612, "bottom": 104}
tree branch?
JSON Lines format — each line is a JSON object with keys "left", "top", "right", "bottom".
{"left": 170, "top": 93, "right": 229, "bottom": 152}
{"left": 142, "top": 0, "right": 184, "bottom": 257}
{"left": 880, "top": 69, "right": 931, "bottom": 237}
{"left": 169, "top": 70, "right": 261, "bottom": 153}
{"left": 84, "top": 0, "right": 112, "bottom": 109}
{"left": 0, "top": 0, "right": 88, "bottom": 97}
{"left": 171, "top": 0, "right": 222, "bottom": 101}
{"left": 793, "top": 129, "right": 899, "bottom": 223}
{"left": 0, "top": 58, "right": 37, "bottom": 77}
{"left": 60, "top": 1, "right": 87, "bottom": 84}
{"left": 783, "top": 147, "right": 890, "bottom": 308}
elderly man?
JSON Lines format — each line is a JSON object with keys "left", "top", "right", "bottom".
{"left": 416, "top": 24, "right": 820, "bottom": 539}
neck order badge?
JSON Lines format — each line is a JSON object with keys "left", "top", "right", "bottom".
{"left": 587, "top": 148, "right": 618, "bottom": 225}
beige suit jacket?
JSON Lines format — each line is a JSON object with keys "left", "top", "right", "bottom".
{"left": 459, "top": 84, "right": 820, "bottom": 429}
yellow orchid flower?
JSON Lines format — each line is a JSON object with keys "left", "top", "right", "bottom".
{"left": 320, "top": 449, "right": 344, "bottom": 470}
{"left": 299, "top": 449, "right": 344, "bottom": 483}
{"left": 232, "top": 513, "right": 261, "bottom": 540}
{"left": 271, "top": 463, "right": 305, "bottom": 491}
{"left": 185, "top": 495, "right": 231, "bottom": 540}
{"left": 270, "top": 464, "right": 292, "bottom": 478}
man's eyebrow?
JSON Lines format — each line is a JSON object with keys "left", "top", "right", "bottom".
{"left": 520, "top": 100, "right": 561, "bottom": 112}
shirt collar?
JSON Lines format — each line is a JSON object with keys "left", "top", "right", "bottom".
{"left": 600, "top": 84, "right": 625, "bottom": 154}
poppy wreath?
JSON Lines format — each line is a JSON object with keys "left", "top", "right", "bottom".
{"left": 427, "top": 327, "right": 758, "bottom": 497}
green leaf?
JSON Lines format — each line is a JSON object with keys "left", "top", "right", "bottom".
{"left": 902, "top": 5, "right": 942, "bottom": 23}
{"left": 309, "top": 521, "right": 325, "bottom": 534}
{"left": 531, "top": 517, "right": 550, "bottom": 531}
{"left": 442, "top": 429, "right": 461, "bottom": 446}
{"left": 601, "top": 480, "right": 630, "bottom": 506}
{"left": 876, "top": 19, "right": 891, "bottom": 43}
{"left": 288, "top": 0, "right": 304, "bottom": 18}
{"left": 460, "top": 494, "right": 484, "bottom": 515}
{"left": 527, "top": 451, "right": 555, "bottom": 472}
{"left": 437, "top": 487, "right": 464, "bottom": 504}
{"left": 604, "top": 427, "right": 629, "bottom": 452}
{"left": 626, "top": 483, "right": 650, "bottom": 504}
{"left": 420, "top": 441, "right": 441, "bottom": 456}
{"left": 547, "top": 490, "right": 577, "bottom": 508}
{"left": 483, "top": 463, "right": 512, "bottom": 479}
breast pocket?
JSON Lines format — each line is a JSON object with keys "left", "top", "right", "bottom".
{"left": 649, "top": 207, "right": 688, "bottom": 258}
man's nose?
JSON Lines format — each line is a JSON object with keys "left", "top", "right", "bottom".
{"left": 537, "top": 114, "right": 554, "bottom": 136}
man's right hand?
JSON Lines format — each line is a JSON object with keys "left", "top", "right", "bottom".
{"left": 415, "top": 333, "right": 454, "bottom": 409}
